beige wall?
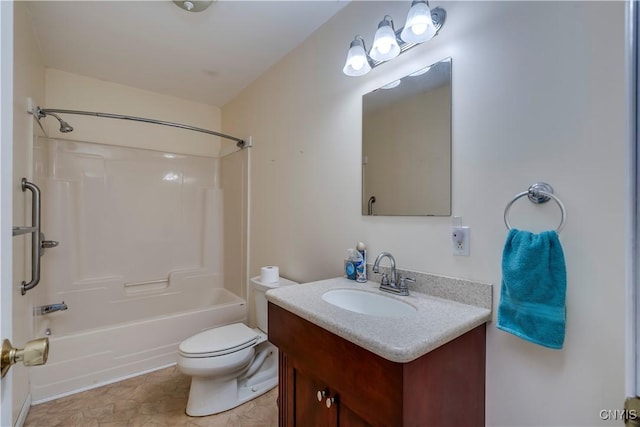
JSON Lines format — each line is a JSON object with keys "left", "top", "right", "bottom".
{"left": 45, "top": 69, "right": 224, "bottom": 157}
{"left": 12, "top": 2, "right": 45, "bottom": 424}
{"left": 221, "top": 148, "right": 249, "bottom": 300}
{"left": 223, "top": 2, "right": 626, "bottom": 425}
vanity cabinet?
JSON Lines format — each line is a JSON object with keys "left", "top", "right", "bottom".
{"left": 283, "top": 361, "right": 370, "bottom": 427}
{"left": 268, "top": 303, "right": 486, "bottom": 427}
{"left": 288, "top": 364, "right": 369, "bottom": 426}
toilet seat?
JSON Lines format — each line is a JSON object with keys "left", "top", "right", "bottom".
{"left": 179, "top": 323, "right": 259, "bottom": 358}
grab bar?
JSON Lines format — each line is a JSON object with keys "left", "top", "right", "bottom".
{"left": 12, "top": 226, "right": 37, "bottom": 236}
{"left": 21, "top": 178, "right": 42, "bottom": 295}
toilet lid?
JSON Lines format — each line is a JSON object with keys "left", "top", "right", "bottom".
{"left": 179, "top": 323, "right": 259, "bottom": 357}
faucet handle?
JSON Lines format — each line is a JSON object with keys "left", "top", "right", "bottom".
{"left": 398, "top": 276, "right": 415, "bottom": 290}
{"left": 377, "top": 272, "right": 390, "bottom": 286}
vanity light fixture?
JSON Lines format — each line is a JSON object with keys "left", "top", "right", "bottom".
{"left": 343, "top": 36, "right": 372, "bottom": 77}
{"left": 400, "top": 0, "right": 437, "bottom": 44}
{"left": 342, "top": 0, "right": 445, "bottom": 77}
{"left": 408, "top": 65, "right": 432, "bottom": 76}
{"left": 173, "top": 0, "right": 214, "bottom": 13}
{"left": 380, "top": 80, "right": 401, "bottom": 89}
{"left": 369, "top": 16, "right": 401, "bottom": 62}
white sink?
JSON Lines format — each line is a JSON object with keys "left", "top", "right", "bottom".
{"left": 321, "top": 289, "right": 417, "bottom": 318}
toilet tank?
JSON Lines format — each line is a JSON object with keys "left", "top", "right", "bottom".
{"left": 251, "top": 276, "right": 298, "bottom": 332}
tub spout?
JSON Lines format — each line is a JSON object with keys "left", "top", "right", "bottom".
{"left": 34, "top": 302, "right": 68, "bottom": 316}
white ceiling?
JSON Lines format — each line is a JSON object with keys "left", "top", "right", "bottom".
{"left": 26, "top": 1, "right": 349, "bottom": 107}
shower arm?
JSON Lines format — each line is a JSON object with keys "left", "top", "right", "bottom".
{"left": 33, "top": 107, "right": 248, "bottom": 149}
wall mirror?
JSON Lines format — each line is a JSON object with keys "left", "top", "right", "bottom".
{"left": 362, "top": 57, "right": 451, "bottom": 216}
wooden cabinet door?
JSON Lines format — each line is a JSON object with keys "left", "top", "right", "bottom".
{"left": 293, "top": 368, "right": 370, "bottom": 427}
{"left": 337, "top": 402, "right": 371, "bottom": 427}
{"left": 294, "top": 368, "right": 338, "bottom": 427}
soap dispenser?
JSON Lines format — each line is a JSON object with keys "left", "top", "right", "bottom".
{"left": 355, "top": 242, "right": 367, "bottom": 283}
{"left": 345, "top": 249, "right": 358, "bottom": 280}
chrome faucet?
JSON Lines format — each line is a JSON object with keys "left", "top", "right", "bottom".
{"left": 372, "top": 252, "right": 414, "bottom": 296}
{"left": 373, "top": 251, "right": 397, "bottom": 286}
{"left": 34, "top": 302, "right": 68, "bottom": 316}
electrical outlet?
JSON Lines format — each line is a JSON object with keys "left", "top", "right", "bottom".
{"left": 452, "top": 226, "right": 470, "bottom": 256}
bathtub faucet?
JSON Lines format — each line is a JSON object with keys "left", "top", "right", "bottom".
{"left": 34, "top": 302, "right": 68, "bottom": 315}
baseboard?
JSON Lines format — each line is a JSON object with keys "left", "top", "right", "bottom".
{"left": 14, "top": 393, "right": 31, "bottom": 427}
{"left": 31, "top": 362, "right": 176, "bottom": 405}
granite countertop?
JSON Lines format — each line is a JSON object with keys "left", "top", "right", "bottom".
{"left": 266, "top": 276, "right": 492, "bottom": 363}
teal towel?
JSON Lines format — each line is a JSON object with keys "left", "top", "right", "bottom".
{"left": 497, "top": 229, "right": 567, "bottom": 349}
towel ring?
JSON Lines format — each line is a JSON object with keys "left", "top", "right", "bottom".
{"left": 504, "top": 183, "right": 566, "bottom": 233}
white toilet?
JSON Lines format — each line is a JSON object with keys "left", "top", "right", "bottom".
{"left": 177, "top": 276, "right": 297, "bottom": 416}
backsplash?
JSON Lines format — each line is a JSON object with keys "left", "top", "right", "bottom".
{"left": 366, "top": 265, "right": 492, "bottom": 310}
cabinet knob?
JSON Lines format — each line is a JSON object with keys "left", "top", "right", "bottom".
{"left": 317, "top": 390, "right": 326, "bottom": 402}
{"left": 325, "top": 397, "right": 335, "bottom": 409}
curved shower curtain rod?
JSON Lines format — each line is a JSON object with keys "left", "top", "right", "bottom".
{"left": 32, "top": 107, "right": 248, "bottom": 149}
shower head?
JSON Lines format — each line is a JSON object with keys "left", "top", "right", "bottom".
{"left": 47, "top": 112, "right": 74, "bottom": 133}
{"left": 58, "top": 119, "right": 74, "bottom": 133}
{"left": 34, "top": 108, "right": 74, "bottom": 133}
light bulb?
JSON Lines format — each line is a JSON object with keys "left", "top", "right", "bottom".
{"left": 369, "top": 17, "right": 400, "bottom": 62}
{"left": 411, "top": 23, "right": 428, "bottom": 35}
{"left": 400, "top": 1, "right": 436, "bottom": 44}
{"left": 409, "top": 65, "right": 431, "bottom": 76}
{"left": 377, "top": 40, "right": 392, "bottom": 55}
{"left": 381, "top": 80, "right": 401, "bottom": 89}
{"left": 173, "top": 1, "right": 214, "bottom": 13}
{"left": 351, "top": 56, "right": 365, "bottom": 71}
{"left": 343, "top": 37, "right": 371, "bottom": 77}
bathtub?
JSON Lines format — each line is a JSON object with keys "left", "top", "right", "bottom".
{"left": 30, "top": 282, "right": 246, "bottom": 403}
{"left": 30, "top": 138, "right": 249, "bottom": 403}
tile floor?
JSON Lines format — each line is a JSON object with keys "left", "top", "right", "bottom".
{"left": 24, "top": 366, "right": 278, "bottom": 427}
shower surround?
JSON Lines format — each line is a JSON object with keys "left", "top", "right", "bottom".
{"left": 29, "top": 137, "right": 247, "bottom": 402}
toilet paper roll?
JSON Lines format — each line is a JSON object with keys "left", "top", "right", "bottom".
{"left": 260, "top": 266, "right": 279, "bottom": 284}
